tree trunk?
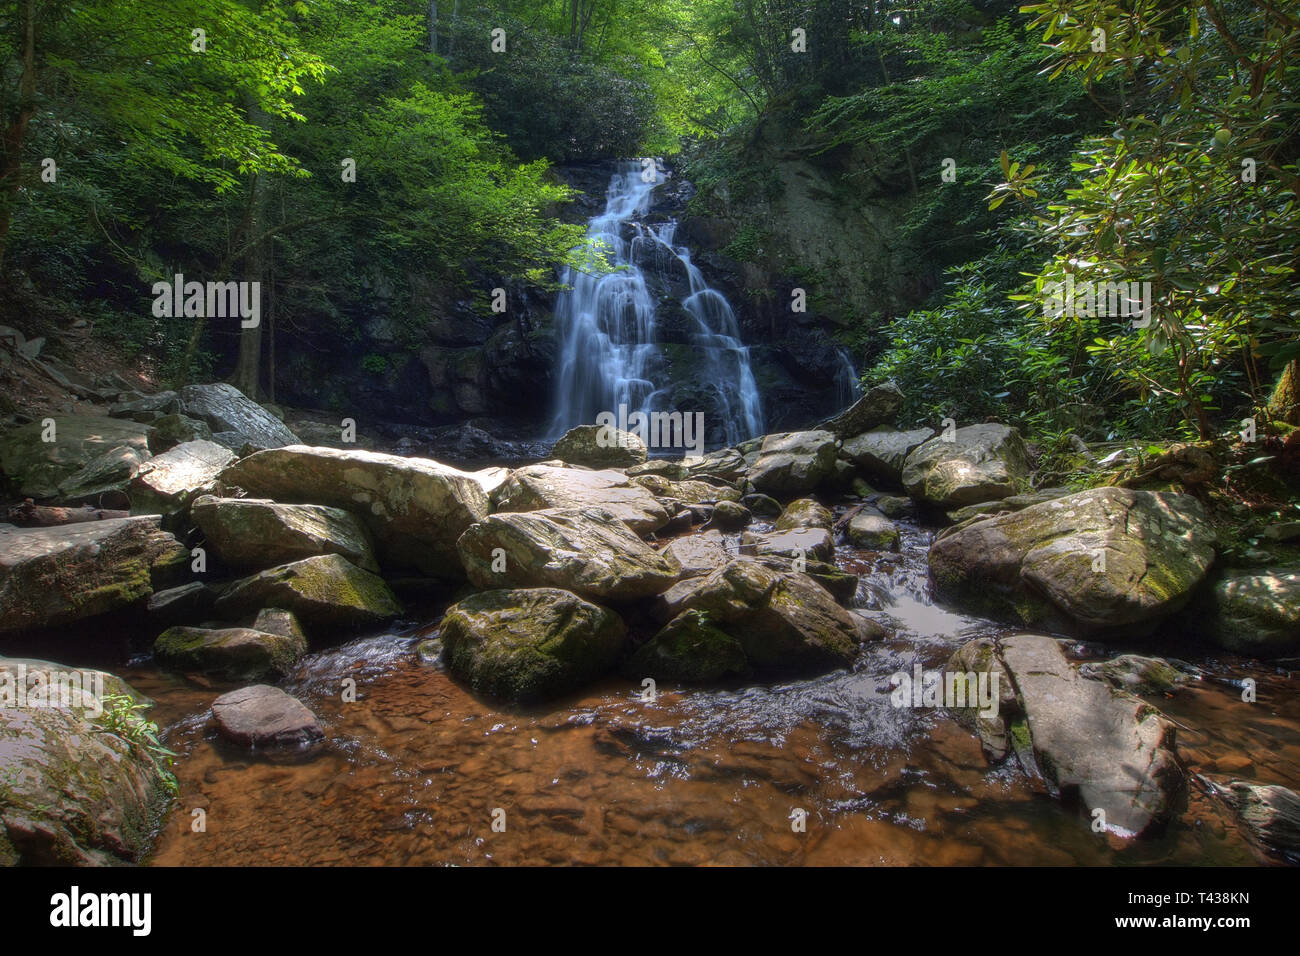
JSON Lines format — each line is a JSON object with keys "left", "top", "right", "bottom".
{"left": 1268, "top": 358, "right": 1300, "bottom": 426}
{"left": 0, "top": 0, "right": 38, "bottom": 271}
{"left": 428, "top": 0, "right": 438, "bottom": 54}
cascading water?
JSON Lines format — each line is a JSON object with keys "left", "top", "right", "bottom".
{"left": 834, "top": 348, "right": 862, "bottom": 410}
{"left": 549, "top": 164, "right": 765, "bottom": 448}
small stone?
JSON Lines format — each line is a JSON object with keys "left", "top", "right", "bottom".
{"left": 212, "top": 684, "right": 324, "bottom": 748}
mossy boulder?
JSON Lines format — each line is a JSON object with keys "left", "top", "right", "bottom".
{"left": 1194, "top": 567, "right": 1300, "bottom": 655}
{"left": 551, "top": 424, "right": 647, "bottom": 468}
{"left": 847, "top": 510, "right": 900, "bottom": 551}
{"left": 774, "top": 498, "right": 833, "bottom": 531}
{"left": 901, "top": 423, "right": 1030, "bottom": 509}
{"left": 439, "top": 588, "right": 627, "bottom": 703}
{"left": 191, "top": 495, "right": 379, "bottom": 573}
{"left": 747, "top": 431, "right": 838, "bottom": 497}
{"left": 929, "top": 487, "right": 1216, "bottom": 637}
{"left": 626, "top": 610, "right": 750, "bottom": 682}
{"left": 154, "top": 625, "right": 307, "bottom": 680}
{"left": 213, "top": 553, "right": 403, "bottom": 630}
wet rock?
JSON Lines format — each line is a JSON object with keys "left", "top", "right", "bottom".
{"left": 456, "top": 507, "right": 680, "bottom": 601}
{"left": 847, "top": 510, "right": 900, "bottom": 550}
{"left": 750, "top": 556, "right": 858, "bottom": 604}
{"left": 493, "top": 463, "right": 670, "bottom": 537}
{"left": 840, "top": 427, "right": 934, "bottom": 486}
{"left": 0, "top": 661, "right": 172, "bottom": 865}
{"left": 704, "top": 499, "right": 751, "bottom": 530}
{"left": 0, "top": 415, "right": 152, "bottom": 499}
{"left": 740, "top": 493, "right": 782, "bottom": 517}
{"left": 659, "top": 508, "right": 694, "bottom": 535}
{"left": 819, "top": 382, "right": 904, "bottom": 437}
{"left": 214, "top": 553, "right": 403, "bottom": 630}
{"left": 211, "top": 685, "right": 324, "bottom": 748}
{"left": 625, "top": 609, "right": 750, "bottom": 682}
{"left": 154, "top": 625, "right": 307, "bottom": 680}
{"left": 774, "top": 498, "right": 832, "bottom": 531}
{"left": 1078, "top": 654, "right": 1197, "bottom": 695}
{"left": 0, "top": 516, "right": 187, "bottom": 632}
{"left": 651, "top": 559, "right": 860, "bottom": 677}
{"left": 682, "top": 447, "right": 747, "bottom": 481}
{"left": 191, "top": 495, "right": 379, "bottom": 573}
{"left": 440, "top": 588, "right": 627, "bottom": 703}
{"left": 180, "top": 383, "right": 299, "bottom": 450}
{"left": 929, "top": 487, "right": 1216, "bottom": 637}
{"left": 251, "top": 607, "right": 308, "bottom": 644}
{"left": 128, "top": 439, "right": 236, "bottom": 516}
{"left": 1227, "top": 781, "right": 1300, "bottom": 858}
{"left": 901, "top": 424, "right": 1031, "bottom": 508}
{"left": 944, "top": 637, "right": 1020, "bottom": 762}
{"left": 631, "top": 474, "right": 741, "bottom": 507}
{"left": 747, "top": 430, "right": 838, "bottom": 497}
{"left": 146, "top": 581, "right": 219, "bottom": 627}
{"left": 220, "top": 445, "right": 490, "bottom": 578}
{"left": 739, "top": 527, "right": 834, "bottom": 563}
{"left": 55, "top": 444, "right": 147, "bottom": 507}
{"left": 874, "top": 494, "right": 914, "bottom": 518}
{"left": 550, "top": 424, "right": 647, "bottom": 468}
{"left": 1196, "top": 567, "right": 1300, "bottom": 655}
{"left": 661, "top": 530, "right": 731, "bottom": 578}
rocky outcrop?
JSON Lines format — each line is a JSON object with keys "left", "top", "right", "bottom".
{"left": 747, "top": 431, "right": 838, "bottom": 497}
{"left": 129, "top": 439, "right": 236, "bottom": 516}
{"left": 154, "top": 625, "right": 307, "bottom": 680}
{"left": 211, "top": 685, "right": 324, "bottom": 748}
{"left": 213, "top": 554, "right": 403, "bottom": 630}
{"left": 456, "top": 507, "right": 680, "bottom": 601}
{"left": 191, "top": 495, "right": 379, "bottom": 573}
{"left": 550, "top": 424, "right": 647, "bottom": 468}
{"left": 0, "top": 516, "right": 187, "bottom": 632}
{"left": 0, "top": 660, "right": 173, "bottom": 865}
{"left": 439, "top": 588, "right": 627, "bottom": 703}
{"left": 929, "top": 487, "right": 1216, "bottom": 637}
{"left": 901, "top": 424, "right": 1030, "bottom": 508}
{"left": 220, "top": 446, "right": 490, "bottom": 578}
{"left": 492, "top": 464, "right": 670, "bottom": 536}
{"left": 179, "top": 383, "right": 299, "bottom": 450}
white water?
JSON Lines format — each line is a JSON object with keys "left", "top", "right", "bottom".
{"left": 549, "top": 164, "right": 765, "bottom": 446}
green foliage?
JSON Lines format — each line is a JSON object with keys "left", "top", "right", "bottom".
{"left": 96, "top": 694, "right": 179, "bottom": 796}
{"left": 361, "top": 353, "right": 389, "bottom": 374}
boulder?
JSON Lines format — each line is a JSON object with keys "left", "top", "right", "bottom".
{"left": 0, "top": 516, "right": 187, "bottom": 632}
{"left": 146, "top": 581, "right": 219, "bottom": 627}
{"left": 661, "top": 531, "right": 732, "bottom": 578}
{"left": 901, "top": 424, "right": 1031, "bottom": 508}
{"left": 774, "top": 498, "right": 833, "bottom": 531}
{"left": 847, "top": 510, "right": 900, "bottom": 551}
{"left": 0, "top": 661, "right": 172, "bottom": 865}
{"left": 740, "top": 493, "right": 782, "bottom": 517}
{"left": 179, "top": 383, "right": 299, "bottom": 450}
{"left": 929, "top": 487, "right": 1215, "bottom": 637}
{"left": 147, "top": 413, "right": 213, "bottom": 452}
{"left": 550, "top": 424, "right": 647, "bottom": 468}
{"left": 54, "top": 444, "right": 147, "bottom": 506}
{"left": 747, "top": 431, "right": 838, "bottom": 497}
{"left": 648, "top": 559, "right": 860, "bottom": 677}
{"left": 682, "top": 447, "right": 748, "bottom": 481}
{"left": 213, "top": 554, "right": 403, "bottom": 630}
{"left": 439, "top": 588, "right": 627, "bottom": 703}
{"left": 630, "top": 474, "right": 741, "bottom": 506}
{"left": 840, "top": 427, "right": 934, "bottom": 485}
{"left": 946, "top": 487, "right": 1076, "bottom": 525}
{"left": 704, "top": 499, "right": 751, "bottom": 530}
{"left": 456, "top": 507, "right": 680, "bottom": 601}
{"left": 1196, "top": 567, "right": 1300, "bottom": 655}
{"left": 1227, "top": 781, "right": 1300, "bottom": 857}
{"left": 739, "top": 527, "right": 835, "bottom": 564}
{"left": 129, "top": 439, "right": 236, "bottom": 516}
{"left": 154, "top": 625, "right": 306, "bottom": 680}
{"left": 191, "top": 495, "right": 379, "bottom": 573}
{"left": 1078, "top": 654, "right": 1197, "bottom": 695}
{"left": 819, "top": 382, "right": 904, "bottom": 437}
{"left": 109, "top": 391, "right": 181, "bottom": 423}
{"left": 0, "top": 415, "right": 151, "bottom": 499}
{"left": 625, "top": 610, "right": 750, "bottom": 683}
{"left": 211, "top": 685, "right": 324, "bottom": 748}
{"left": 220, "top": 445, "right": 490, "bottom": 578}
{"left": 493, "top": 464, "right": 670, "bottom": 537}
{"left": 251, "top": 607, "right": 308, "bottom": 644}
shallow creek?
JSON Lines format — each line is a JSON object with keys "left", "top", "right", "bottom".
{"left": 119, "top": 512, "right": 1298, "bottom": 866}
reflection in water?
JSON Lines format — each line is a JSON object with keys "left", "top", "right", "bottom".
{"left": 133, "top": 513, "right": 1295, "bottom": 866}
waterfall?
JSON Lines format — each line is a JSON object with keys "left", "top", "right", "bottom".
{"left": 549, "top": 164, "right": 765, "bottom": 448}
{"left": 834, "top": 348, "right": 862, "bottom": 410}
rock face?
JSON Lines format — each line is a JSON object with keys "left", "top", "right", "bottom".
{"left": 213, "top": 554, "right": 403, "bottom": 630}
{"left": 492, "top": 464, "right": 670, "bottom": 536}
{"left": 747, "top": 431, "right": 838, "bottom": 497}
{"left": 645, "top": 559, "right": 860, "bottom": 678}
{"left": 0, "top": 516, "right": 186, "bottom": 632}
{"left": 929, "top": 487, "right": 1216, "bottom": 636}
{"left": 180, "top": 383, "right": 299, "bottom": 450}
{"left": 456, "top": 507, "right": 680, "bottom": 600}
{"left": 840, "top": 427, "right": 934, "bottom": 486}
{"left": 550, "top": 424, "right": 647, "bottom": 468}
{"left": 129, "top": 439, "right": 236, "bottom": 516}
{"left": 0, "top": 415, "right": 152, "bottom": 500}
{"left": 1197, "top": 567, "right": 1300, "bottom": 655}
{"left": 949, "top": 634, "right": 1184, "bottom": 837}
{"left": 211, "top": 685, "right": 324, "bottom": 748}
{"left": 439, "top": 588, "right": 627, "bottom": 703}
{"left": 191, "top": 495, "right": 379, "bottom": 573}
{"left": 818, "top": 382, "right": 904, "bottom": 437}
{"left": 154, "top": 626, "right": 307, "bottom": 680}
{"left": 0, "top": 661, "right": 172, "bottom": 865}
{"left": 220, "top": 445, "right": 490, "bottom": 578}
{"left": 901, "top": 424, "right": 1030, "bottom": 508}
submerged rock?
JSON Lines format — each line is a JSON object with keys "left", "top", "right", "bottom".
{"left": 901, "top": 423, "right": 1030, "bottom": 508}
{"left": 211, "top": 685, "right": 324, "bottom": 748}
{"left": 456, "top": 507, "right": 680, "bottom": 601}
{"left": 747, "top": 431, "right": 838, "bottom": 497}
{"left": 929, "top": 487, "right": 1216, "bottom": 637}
{"left": 550, "top": 424, "right": 647, "bottom": 468}
{"left": 191, "top": 495, "right": 379, "bottom": 573}
{"left": 493, "top": 464, "right": 670, "bottom": 536}
{"left": 0, "top": 516, "right": 186, "bottom": 632}
{"left": 220, "top": 445, "right": 490, "bottom": 578}
{"left": 154, "top": 625, "right": 306, "bottom": 680}
{"left": 213, "top": 553, "right": 403, "bottom": 630}
{"left": 439, "top": 588, "right": 627, "bottom": 703}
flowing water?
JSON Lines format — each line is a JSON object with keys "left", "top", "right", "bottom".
{"left": 549, "top": 164, "right": 764, "bottom": 446}
{"left": 128, "top": 508, "right": 1298, "bottom": 867}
